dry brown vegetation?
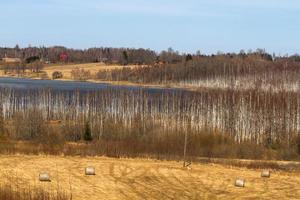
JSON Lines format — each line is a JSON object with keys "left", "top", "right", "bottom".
{"left": 0, "top": 155, "right": 299, "bottom": 200}
{"left": 0, "top": 183, "right": 68, "bottom": 200}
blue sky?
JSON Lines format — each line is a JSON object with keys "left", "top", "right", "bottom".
{"left": 1, "top": 0, "right": 300, "bottom": 54}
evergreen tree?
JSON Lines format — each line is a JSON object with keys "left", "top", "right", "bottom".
{"left": 185, "top": 54, "right": 193, "bottom": 62}
{"left": 122, "top": 51, "right": 129, "bottom": 65}
{"left": 83, "top": 121, "right": 93, "bottom": 141}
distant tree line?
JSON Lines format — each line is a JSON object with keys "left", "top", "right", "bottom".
{"left": 96, "top": 54, "right": 300, "bottom": 91}
{"left": 2, "top": 45, "right": 299, "bottom": 66}
{"left": 0, "top": 45, "right": 157, "bottom": 64}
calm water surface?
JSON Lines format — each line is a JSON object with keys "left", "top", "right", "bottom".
{"left": 0, "top": 77, "right": 179, "bottom": 93}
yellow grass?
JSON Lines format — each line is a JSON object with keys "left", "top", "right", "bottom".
{"left": 43, "top": 63, "right": 136, "bottom": 79}
{"left": 0, "top": 155, "right": 299, "bottom": 200}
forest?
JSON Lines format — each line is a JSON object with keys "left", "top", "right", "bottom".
{"left": 0, "top": 86, "right": 299, "bottom": 160}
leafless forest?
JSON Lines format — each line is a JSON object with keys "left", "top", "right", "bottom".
{"left": 0, "top": 85, "right": 299, "bottom": 160}
{"left": 97, "top": 55, "right": 300, "bottom": 92}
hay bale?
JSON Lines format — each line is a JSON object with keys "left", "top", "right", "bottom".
{"left": 261, "top": 170, "right": 271, "bottom": 178}
{"left": 85, "top": 166, "right": 96, "bottom": 175}
{"left": 235, "top": 179, "right": 245, "bottom": 187}
{"left": 39, "top": 172, "right": 51, "bottom": 182}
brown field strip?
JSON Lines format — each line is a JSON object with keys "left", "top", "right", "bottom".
{"left": 0, "top": 155, "right": 299, "bottom": 200}
{"left": 0, "top": 62, "right": 138, "bottom": 79}
{"left": 43, "top": 63, "right": 137, "bottom": 79}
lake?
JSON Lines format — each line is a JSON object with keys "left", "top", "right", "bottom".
{"left": 0, "top": 77, "right": 177, "bottom": 93}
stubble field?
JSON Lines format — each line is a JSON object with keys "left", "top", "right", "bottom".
{"left": 0, "top": 155, "right": 299, "bottom": 200}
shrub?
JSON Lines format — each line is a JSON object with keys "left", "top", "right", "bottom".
{"left": 70, "top": 68, "right": 91, "bottom": 81}
{"left": 10, "top": 109, "right": 46, "bottom": 140}
{"left": 52, "top": 71, "right": 63, "bottom": 79}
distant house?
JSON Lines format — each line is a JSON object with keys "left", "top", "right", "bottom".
{"left": 2, "top": 57, "right": 21, "bottom": 63}
{"left": 60, "top": 52, "right": 69, "bottom": 62}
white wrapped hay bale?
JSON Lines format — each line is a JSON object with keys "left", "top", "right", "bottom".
{"left": 39, "top": 172, "right": 51, "bottom": 182}
{"left": 261, "top": 170, "right": 271, "bottom": 178}
{"left": 85, "top": 166, "right": 96, "bottom": 175}
{"left": 235, "top": 179, "right": 245, "bottom": 187}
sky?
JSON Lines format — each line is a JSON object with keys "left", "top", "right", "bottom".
{"left": 1, "top": 0, "right": 300, "bottom": 55}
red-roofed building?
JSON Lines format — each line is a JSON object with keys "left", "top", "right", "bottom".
{"left": 60, "top": 52, "right": 68, "bottom": 62}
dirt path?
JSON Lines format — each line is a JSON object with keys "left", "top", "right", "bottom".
{"left": 0, "top": 155, "right": 299, "bottom": 200}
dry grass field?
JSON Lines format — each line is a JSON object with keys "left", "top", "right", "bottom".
{"left": 0, "top": 155, "right": 299, "bottom": 200}
{"left": 43, "top": 63, "right": 136, "bottom": 79}
{"left": 0, "top": 62, "right": 138, "bottom": 79}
